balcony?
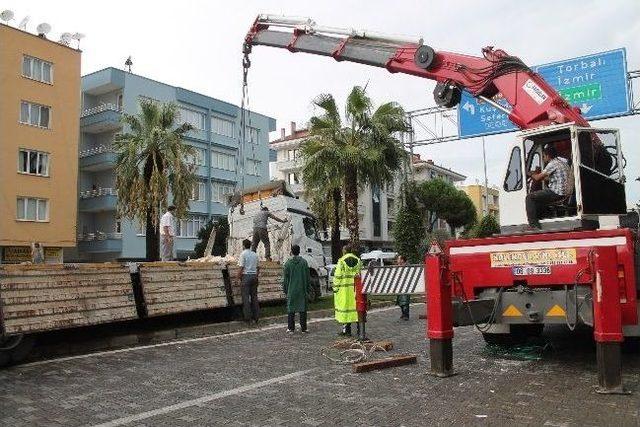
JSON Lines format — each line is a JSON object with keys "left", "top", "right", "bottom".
{"left": 79, "top": 187, "right": 117, "bottom": 212}
{"left": 274, "top": 158, "right": 302, "bottom": 172}
{"left": 77, "top": 232, "right": 122, "bottom": 253}
{"left": 79, "top": 145, "right": 117, "bottom": 171}
{"left": 80, "top": 103, "right": 122, "bottom": 134}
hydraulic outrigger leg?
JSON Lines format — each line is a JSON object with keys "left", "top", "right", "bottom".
{"left": 425, "top": 253, "right": 455, "bottom": 377}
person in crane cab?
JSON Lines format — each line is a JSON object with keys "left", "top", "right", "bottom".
{"left": 251, "top": 206, "right": 286, "bottom": 261}
{"left": 525, "top": 144, "right": 571, "bottom": 229}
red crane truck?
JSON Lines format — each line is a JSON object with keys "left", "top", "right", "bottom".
{"left": 243, "top": 15, "right": 639, "bottom": 393}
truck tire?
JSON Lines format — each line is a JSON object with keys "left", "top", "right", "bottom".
{"left": 308, "top": 274, "right": 321, "bottom": 303}
{"left": 482, "top": 324, "right": 544, "bottom": 347}
{"left": 0, "top": 334, "right": 35, "bottom": 367}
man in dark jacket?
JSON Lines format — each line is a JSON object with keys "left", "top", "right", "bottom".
{"left": 283, "top": 244, "right": 310, "bottom": 333}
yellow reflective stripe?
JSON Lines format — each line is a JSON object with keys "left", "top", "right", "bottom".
{"left": 334, "top": 308, "right": 357, "bottom": 313}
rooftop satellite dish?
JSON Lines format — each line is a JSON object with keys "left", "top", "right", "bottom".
{"left": 59, "top": 32, "right": 72, "bottom": 45}
{"left": 0, "top": 10, "right": 14, "bottom": 23}
{"left": 36, "top": 22, "right": 51, "bottom": 36}
{"left": 18, "top": 15, "right": 29, "bottom": 30}
{"left": 72, "top": 32, "right": 85, "bottom": 49}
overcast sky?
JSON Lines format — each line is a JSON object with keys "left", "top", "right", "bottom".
{"left": 6, "top": 0, "right": 640, "bottom": 205}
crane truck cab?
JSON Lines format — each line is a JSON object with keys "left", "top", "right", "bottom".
{"left": 500, "top": 123, "right": 626, "bottom": 233}
{"left": 226, "top": 181, "right": 328, "bottom": 300}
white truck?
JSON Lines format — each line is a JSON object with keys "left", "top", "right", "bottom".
{"left": 226, "top": 181, "right": 328, "bottom": 300}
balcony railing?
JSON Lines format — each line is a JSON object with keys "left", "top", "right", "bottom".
{"left": 81, "top": 103, "right": 122, "bottom": 118}
{"left": 80, "top": 187, "right": 117, "bottom": 199}
{"left": 77, "top": 232, "right": 122, "bottom": 242}
{"left": 79, "top": 145, "right": 115, "bottom": 158}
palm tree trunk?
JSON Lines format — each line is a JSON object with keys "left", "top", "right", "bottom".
{"left": 145, "top": 210, "right": 159, "bottom": 261}
{"left": 331, "top": 187, "right": 342, "bottom": 263}
{"left": 344, "top": 166, "right": 360, "bottom": 251}
{"left": 143, "top": 156, "right": 160, "bottom": 261}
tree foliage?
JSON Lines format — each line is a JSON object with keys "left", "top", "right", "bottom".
{"left": 468, "top": 214, "right": 501, "bottom": 238}
{"left": 302, "top": 86, "right": 409, "bottom": 251}
{"left": 193, "top": 217, "right": 230, "bottom": 258}
{"left": 114, "top": 99, "right": 196, "bottom": 260}
{"left": 416, "top": 178, "right": 476, "bottom": 233}
{"left": 392, "top": 182, "right": 423, "bottom": 264}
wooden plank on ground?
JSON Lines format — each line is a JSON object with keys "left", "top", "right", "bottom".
{"left": 352, "top": 355, "right": 417, "bottom": 373}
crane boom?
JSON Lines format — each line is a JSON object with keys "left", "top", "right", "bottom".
{"left": 244, "top": 15, "right": 589, "bottom": 130}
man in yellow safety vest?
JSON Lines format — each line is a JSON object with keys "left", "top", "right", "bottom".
{"left": 333, "top": 245, "right": 362, "bottom": 336}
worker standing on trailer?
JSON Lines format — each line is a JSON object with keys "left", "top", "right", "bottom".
{"left": 333, "top": 245, "right": 361, "bottom": 336}
{"left": 251, "top": 206, "right": 286, "bottom": 261}
{"left": 283, "top": 244, "right": 310, "bottom": 334}
{"left": 160, "top": 205, "right": 176, "bottom": 261}
{"left": 525, "top": 145, "right": 571, "bottom": 229}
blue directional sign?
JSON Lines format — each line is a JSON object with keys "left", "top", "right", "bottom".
{"left": 457, "top": 48, "right": 630, "bottom": 139}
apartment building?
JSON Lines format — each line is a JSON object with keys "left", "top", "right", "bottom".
{"left": 460, "top": 183, "right": 500, "bottom": 221}
{"left": 71, "top": 68, "right": 275, "bottom": 261}
{"left": 269, "top": 123, "right": 466, "bottom": 251}
{"left": 0, "top": 24, "right": 81, "bottom": 263}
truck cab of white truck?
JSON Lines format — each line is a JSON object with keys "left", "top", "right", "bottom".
{"left": 227, "top": 181, "right": 328, "bottom": 300}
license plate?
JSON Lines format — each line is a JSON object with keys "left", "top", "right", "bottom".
{"left": 512, "top": 265, "right": 551, "bottom": 276}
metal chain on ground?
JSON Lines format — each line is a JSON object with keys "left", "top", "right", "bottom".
{"left": 321, "top": 339, "right": 388, "bottom": 365}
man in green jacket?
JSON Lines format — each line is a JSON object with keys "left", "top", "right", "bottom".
{"left": 283, "top": 244, "right": 310, "bottom": 333}
{"left": 333, "top": 245, "right": 362, "bottom": 336}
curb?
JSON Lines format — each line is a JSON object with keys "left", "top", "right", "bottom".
{"left": 24, "top": 300, "right": 399, "bottom": 363}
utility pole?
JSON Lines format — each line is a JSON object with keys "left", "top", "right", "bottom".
{"left": 482, "top": 136, "right": 489, "bottom": 216}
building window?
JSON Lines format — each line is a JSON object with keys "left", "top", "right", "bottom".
{"left": 186, "top": 147, "right": 206, "bottom": 166}
{"left": 177, "top": 216, "right": 207, "bottom": 238}
{"left": 287, "top": 149, "right": 299, "bottom": 161}
{"left": 211, "top": 182, "right": 235, "bottom": 203}
{"left": 18, "top": 149, "right": 50, "bottom": 176}
{"left": 191, "top": 182, "right": 206, "bottom": 202}
{"left": 287, "top": 173, "right": 300, "bottom": 185}
{"left": 387, "top": 198, "right": 395, "bottom": 216}
{"left": 212, "top": 151, "right": 236, "bottom": 171}
{"left": 246, "top": 159, "right": 261, "bottom": 176}
{"left": 22, "top": 55, "right": 53, "bottom": 84}
{"left": 16, "top": 197, "right": 49, "bottom": 222}
{"left": 211, "top": 116, "right": 234, "bottom": 137}
{"left": 115, "top": 219, "right": 122, "bottom": 233}
{"left": 245, "top": 127, "right": 259, "bottom": 144}
{"left": 179, "top": 107, "right": 205, "bottom": 130}
{"left": 20, "top": 101, "right": 50, "bottom": 128}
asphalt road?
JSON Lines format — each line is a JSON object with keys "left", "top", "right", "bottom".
{"left": 1, "top": 304, "right": 638, "bottom": 426}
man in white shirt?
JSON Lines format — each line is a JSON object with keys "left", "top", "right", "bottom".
{"left": 238, "top": 239, "right": 260, "bottom": 323}
{"left": 160, "top": 205, "right": 176, "bottom": 261}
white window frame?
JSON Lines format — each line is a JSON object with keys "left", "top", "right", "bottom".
{"left": 245, "top": 126, "right": 259, "bottom": 144}
{"left": 211, "top": 182, "right": 235, "bottom": 203}
{"left": 179, "top": 107, "right": 206, "bottom": 130}
{"left": 246, "top": 159, "right": 261, "bottom": 176}
{"left": 16, "top": 197, "right": 49, "bottom": 222}
{"left": 18, "top": 149, "right": 50, "bottom": 177}
{"left": 20, "top": 101, "right": 51, "bottom": 129}
{"left": 212, "top": 151, "right": 236, "bottom": 171}
{"left": 211, "top": 116, "right": 235, "bottom": 137}
{"left": 22, "top": 55, "right": 53, "bottom": 84}
{"left": 191, "top": 181, "right": 206, "bottom": 202}
{"left": 176, "top": 215, "right": 207, "bottom": 238}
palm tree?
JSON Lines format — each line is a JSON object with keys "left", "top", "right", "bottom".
{"left": 114, "top": 99, "right": 197, "bottom": 261}
{"left": 301, "top": 86, "right": 408, "bottom": 250}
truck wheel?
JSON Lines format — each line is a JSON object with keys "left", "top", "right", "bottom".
{"left": 482, "top": 324, "right": 543, "bottom": 347}
{"left": 308, "top": 275, "right": 321, "bottom": 303}
{"left": 0, "top": 334, "right": 35, "bottom": 367}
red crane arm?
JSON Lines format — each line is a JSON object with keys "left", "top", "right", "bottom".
{"left": 244, "top": 16, "right": 589, "bottom": 130}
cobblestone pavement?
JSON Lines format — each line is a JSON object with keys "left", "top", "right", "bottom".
{"left": 1, "top": 304, "right": 638, "bottom": 426}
